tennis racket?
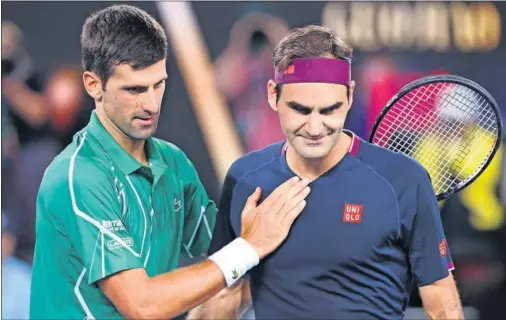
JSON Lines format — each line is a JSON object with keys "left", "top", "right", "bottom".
{"left": 369, "top": 74, "right": 503, "bottom": 201}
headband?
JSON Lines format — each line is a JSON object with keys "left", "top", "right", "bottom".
{"left": 274, "top": 57, "right": 351, "bottom": 85}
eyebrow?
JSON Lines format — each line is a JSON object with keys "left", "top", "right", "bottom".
{"left": 287, "top": 101, "right": 344, "bottom": 113}
{"left": 120, "top": 76, "right": 168, "bottom": 90}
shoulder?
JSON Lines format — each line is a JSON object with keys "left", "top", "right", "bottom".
{"left": 151, "top": 138, "right": 194, "bottom": 168}
{"left": 227, "top": 141, "right": 285, "bottom": 182}
{"left": 39, "top": 136, "right": 115, "bottom": 201}
{"left": 356, "top": 140, "right": 429, "bottom": 185}
{"left": 151, "top": 137, "right": 183, "bottom": 156}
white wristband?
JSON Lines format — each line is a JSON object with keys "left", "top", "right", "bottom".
{"left": 208, "top": 237, "right": 260, "bottom": 287}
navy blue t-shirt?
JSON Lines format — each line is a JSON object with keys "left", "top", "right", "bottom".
{"left": 209, "top": 131, "right": 454, "bottom": 319}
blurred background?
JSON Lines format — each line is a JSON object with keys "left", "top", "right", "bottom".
{"left": 2, "top": 1, "right": 505, "bottom": 319}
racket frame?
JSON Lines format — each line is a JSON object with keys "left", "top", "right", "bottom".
{"left": 368, "top": 74, "right": 503, "bottom": 200}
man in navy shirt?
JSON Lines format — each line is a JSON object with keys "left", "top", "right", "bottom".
{"left": 189, "top": 25, "right": 463, "bottom": 319}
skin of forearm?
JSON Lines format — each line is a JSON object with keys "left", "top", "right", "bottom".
{"left": 186, "top": 278, "right": 250, "bottom": 320}
{"left": 423, "top": 285, "right": 464, "bottom": 319}
{"left": 119, "top": 260, "right": 227, "bottom": 319}
{"left": 426, "top": 297, "right": 464, "bottom": 320}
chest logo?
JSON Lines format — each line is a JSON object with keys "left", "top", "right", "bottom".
{"left": 343, "top": 203, "right": 363, "bottom": 223}
{"left": 174, "top": 198, "right": 182, "bottom": 212}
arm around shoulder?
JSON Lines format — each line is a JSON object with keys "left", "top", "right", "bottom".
{"left": 44, "top": 158, "right": 230, "bottom": 319}
{"left": 99, "top": 259, "right": 228, "bottom": 319}
{"left": 97, "top": 146, "right": 308, "bottom": 319}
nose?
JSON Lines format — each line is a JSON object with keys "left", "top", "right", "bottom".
{"left": 141, "top": 89, "right": 160, "bottom": 114}
{"left": 306, "top": 113, "right": 324, "bottom": 137}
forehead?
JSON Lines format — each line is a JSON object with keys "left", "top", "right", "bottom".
{"left": 108, "top": 59, "right": 167, "bottom": 85}
{"left": 281, "top": 82, "right": 347, "bottom": 106}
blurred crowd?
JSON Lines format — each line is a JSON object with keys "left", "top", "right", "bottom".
{"left": 2, "top": 21, "right": 94, "bottom": 319}
{"left": 2, "top": 3, "right": 506, "bottom": 319}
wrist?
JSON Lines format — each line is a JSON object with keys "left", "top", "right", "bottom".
{"left": 208, "top": 238, "right": 259, "bottom": 287}
{"left": 241, "top": 237, "right": 265, "bottom": 259}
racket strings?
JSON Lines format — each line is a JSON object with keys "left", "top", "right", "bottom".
{"left": 384, "top": 84, "right": 466, "bottom": 191}
{"left": 430, "top": 87, "right": 495, "bottom": 189}
{"left": 411, "top": 85, "right": 489, "bottom": 180}
{"left": 373, "top": 82, "right": 499, "bottom": 195}
{"left": 399, "top": 86, "right": 493, "bottom": 192}
{"left": 408, "top": 84, "right": 494, "bottom": 190}
{"left": 377, "top": 84, "right": 466, "bottom": 187}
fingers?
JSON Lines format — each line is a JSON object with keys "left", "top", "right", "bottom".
{"left": 282, "top": 185, "right": 311, "bottom": 214}
{"left": 284, "top": 178, "right": 310, "bottom": 201}
{"left": 240, "top": 177, "right": 311, "bottom": 259}
{"left": 275, "top": 176, "right": 302, "bottom": 194}
{"left": 268, "top": 178, "right": 310, "bottom": 216}
{"left": 241, "top": 187, "right": 262, "bottom": 226}
{"left": 281, "top": 199, "right": 307, "bottom": 227}
{"left": 261, "top": 176, "right": 300, "bottom": 208}
{"left": 279, "top": 185, "right": 310, "bottom": 227}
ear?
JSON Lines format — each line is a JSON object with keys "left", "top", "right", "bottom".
{"left": 83, "top": 71, "right": 103, "bottom": 101}
{"left": 348, "top": 80, "right": 356, "bottom": 109}
{"left": 267, "top": 79, "right": 278, "bottom": 112}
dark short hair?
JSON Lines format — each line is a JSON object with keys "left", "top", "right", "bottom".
{"left": 272, "top": 25, "right": 353, "bottom": 103}
{"left": 81, "top": 4, "right": 168, "bottom": 88}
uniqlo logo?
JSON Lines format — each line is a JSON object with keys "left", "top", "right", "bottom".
{"left": 343, "top": 203, "right": 363, "bottom": 223}
{"left": 439, "top": 239, "right": 448, "bottom": 256}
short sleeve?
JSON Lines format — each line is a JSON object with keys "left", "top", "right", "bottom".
{"left": 57, "top": 159, "right": 144, "bottom": 284}
{"left": 179, "top": 153, "right": 218, "bottom": 258}
{"left": 408, "top": 170, "right": 454, "bottom": 287}
{"left": 207, "top": 168, "right": 239, "bottom": 255}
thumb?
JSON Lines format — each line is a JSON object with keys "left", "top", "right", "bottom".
{"left": 244, "top": 187, "right": 261, "bottom": 213}
{"left": 241, "top": 187, "right": 262, "bottom": 224}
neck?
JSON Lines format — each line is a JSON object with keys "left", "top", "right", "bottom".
{"left": 96, "top": 108, "right": 148, "bottom": 166}
{"left": 286, "top": 132, "right": 352, "bottom": 181}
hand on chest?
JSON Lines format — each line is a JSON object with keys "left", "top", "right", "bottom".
{"left": 231, "top": 173, "right": 401, "bottom": 268}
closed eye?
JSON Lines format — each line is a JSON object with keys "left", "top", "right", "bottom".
{"left": 124, "top": 86, "right": 146, "bottom": 94}
{"left": 320, "top": 104, "right": 342, "bottom": 115}
{"left": 287, "top": 102, "right": 312, "bottom": 115}
{"left": 287, "top": 101, "right": 343, "bottom": 115}
{"left": 154, "top": 79, "right": 166, "bottom": 89}
{"left": 292, "top": 105, "right": 311, "bottom": 115}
